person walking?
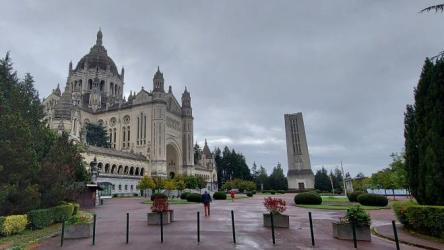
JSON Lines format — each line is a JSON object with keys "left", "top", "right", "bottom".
{"left": 202, "top": 191, "right": 212, "bottom": 216}
{"left": 230, "top": 190, "right": 235, "bottom": 202}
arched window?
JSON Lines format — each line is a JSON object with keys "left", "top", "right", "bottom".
{"left": 122, "top": 127, "right": 126, "bottom": 148}
{"left": 110, "top": 82, "right": 114, "bottom": 95}
{"left": 140, "top": 168, "right": 144, "bottom": 176}
{"left": 115, "top": 85, "right": 118, "bottom": 96}
{"left": 105, "top": 164, "right": 110, "bottom": 173}
{"left": 135, "top": 167, "right": 139, "bottom": 176}
{"left": 100, "top": 80, "right": 104, "bottom": 91}
{"left": 111, "top": 164, "right": 116, "bottom": 174}
{"left": 130, "top": 167, "right": 134, "bottom": 175}
{"left": 124, "top": 166, "right": 129, "bottom": 175}
{"left": 79, "top": 80, "right": 82, "bottom": 90}
{"left": 118, "top": 165, "right": 123, "bottom": 174}
{"left": 127, "top": 126, "right": 130, "bottom": 148}
{"left": 88, "top": 79, "right": 93, "bottom": 90}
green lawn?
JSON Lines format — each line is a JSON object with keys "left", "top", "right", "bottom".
{"left": 0, "top": 223, "right": 60, "bottom": 250}
{"left": 295, "top": 196, "right": 389, "bottom": 210}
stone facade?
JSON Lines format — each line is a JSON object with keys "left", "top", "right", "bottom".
{"left": 42, "top": 30, "right": 217, "bottom": 195}
{"left": 284, "top": 113, "right": 315, "bottom": 190}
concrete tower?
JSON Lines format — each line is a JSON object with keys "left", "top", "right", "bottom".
{"left": 182, "top": 87, "right": 194, "bottom": 175}
{"left": 284, "top": 113, "right": 315, "bottom": 190}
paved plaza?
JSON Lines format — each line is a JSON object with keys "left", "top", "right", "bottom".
{"left": 39, "top": 194, "right": 422, "bottom": 250}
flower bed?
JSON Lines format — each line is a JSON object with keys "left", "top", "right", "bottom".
{"left": 263, "top": 197, "right": 289, "bottom": 228}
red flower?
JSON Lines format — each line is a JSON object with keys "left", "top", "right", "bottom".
{"left": 264, "top": 197, "right": 287, "bottom": 214}
{"left": 151, "top": 198, "right": 169, "bottom": 212}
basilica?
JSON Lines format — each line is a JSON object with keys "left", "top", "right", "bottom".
{"left": 42, "top": 30, "right": 217, "bottom": 196}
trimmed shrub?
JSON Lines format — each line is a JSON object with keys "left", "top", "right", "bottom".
{"left": 357, "top": 194, "right": 388, "bottom": 207}
{"left": 270, "top": 190, "right": 276, "bottom": 195}
{"left": 213, "top": 192, "right": 227, "bottom": 200}
{"left": 52, "top": 204, "right": 74, "bottom": 223}
{"left": 347, "top": 191, "right": 365, "bottom": 202}
{"left": 72, "top": 203, "right": 80, "bottom": 215}
{"left": 180, "top": 192, "right": 191, "bottom": 200}
{"left": 393, "top": 201, "right": 444, "bottom": 238}
{"left": 278, "top": 190, "right": 286, "bottom": 194}
{"left": 246, "top": 192, "right": 253, "bottom": 197}
{"left": 343, "top": 206, "right": 371, "bottom": 226}
{"left": 28, "top": 208, "right": 54, "bottom": 229}
{"left": 294, "top": 192, "right": 322, "bottom": 205}
{"left": 0, "top": 215, "right": 28, "bottom": 236}
{"left": 186, "top": 193, "right": 202, "bottom": 203}
{"left": 151, "top": 193, "right": 168, "bottom": 201}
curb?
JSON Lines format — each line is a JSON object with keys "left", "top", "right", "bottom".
{"left": 372, "top": 226, "right": 441, "bottom": 250}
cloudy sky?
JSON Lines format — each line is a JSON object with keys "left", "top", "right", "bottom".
{"left": 1, "top": 0, "right": 443, "bottom": 176}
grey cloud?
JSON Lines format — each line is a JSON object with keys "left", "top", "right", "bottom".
{"left": 1, "top": 0, "right": 441, "bottom": 176}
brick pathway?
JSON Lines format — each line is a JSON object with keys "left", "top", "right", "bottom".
{"left": 38, "top": 194, "right": 422, "bottom": 249}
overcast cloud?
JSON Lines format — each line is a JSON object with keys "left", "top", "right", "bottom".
{"left": 1, "top": 0, "right": 443, "bottom": 176}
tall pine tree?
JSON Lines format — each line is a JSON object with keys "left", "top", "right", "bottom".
{"left": 405, "top": 58, "right": 444, "bottom": 205}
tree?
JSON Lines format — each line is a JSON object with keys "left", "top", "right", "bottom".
{"left": 214, "top": 146, "right": 252, "bottom": 187}
{"left": 251, "top": 162, "right": 259, "bottom": 181}
{"left": 137, "top": 176, "right": 155, "bottom": 197}
{"left": 404, "top": 58, "right": 444, "bottom": 205}
{"left": 329, "top": 168, "right": 344, "bottom": 194}
{"left": 268, "top": 163, "right": 288, "bottom": 190}
{"left": 184, "top": 176, "right": 198, "bottom": 189}
{"left": 174, "top": 178, "right": 186, "bottom": 196}
{"left": 256, "top": 166, "right": 269, "bottom": 190}
{"left": 164, "top": 179, "right": 176, "bottom": 198}
{"left": 39, "top": 132, "right": 89, "bottom": 207}
{"left": 86, "top": 123, "right": 110, "bottom": 148}
{"left": 196, "top": 176, "right": 207, "bottom": 191}
{"left": 314, "top": 167, "right": 331, "bottom": 192}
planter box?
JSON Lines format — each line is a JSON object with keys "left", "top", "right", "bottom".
{"left": 332, "top": 222, "right": 371, "bottom": 241}
{"left": 64, "top": 223, "right": 93, "bottom": 239}
{"left": 263, "top": 213, "right": 289, "bottom": 228}
{"left": 168, "top": 210, "right": 174, "bottom": 222}
{"left": 147, "top": 211, "right": 171, "bottom": 225}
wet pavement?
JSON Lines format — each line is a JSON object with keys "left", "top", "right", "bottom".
{"left": 38, "top": 194, "right": 422, "bottom": 249}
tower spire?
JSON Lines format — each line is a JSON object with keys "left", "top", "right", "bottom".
{"left": 96, "top": 28, "right": 103, "bottom": 46}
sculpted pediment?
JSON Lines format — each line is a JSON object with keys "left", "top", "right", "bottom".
{"left": 133, "top": 89, "right": 151, "bottom": 104}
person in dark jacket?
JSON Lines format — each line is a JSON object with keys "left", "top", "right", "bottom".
{"left": 202, "top": 191, "right": 212, "bottom": 216}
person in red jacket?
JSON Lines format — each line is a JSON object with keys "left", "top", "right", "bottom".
{"left": 230, "top": 190, "right": 235, "bottom": 202}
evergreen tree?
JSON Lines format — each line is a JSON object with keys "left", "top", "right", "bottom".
{"left": 86, "top": 123, "right": 110, "bottom": 147}
{"left": 329, "top": 168, "right": 344, "bottom": 194}
{"left": 39, "top": 133, "right": 89, "bottom": 207}
{"left": 256, "top": 166, "right": 269, "bottom": 190}
{"left": 314, "top": 167, "right": 331, "bottom": 192}
{"left": 251, "top": 162, "right": 258, "bottom": 181}
{"left": 404, "top": 58, "right": 444, "bottom": 205}
{"left": 268, "top": 163, "right": 288, "bottom": 190}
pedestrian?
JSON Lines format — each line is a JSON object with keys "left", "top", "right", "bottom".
{"left": 202, "top": 191, "right": 212, "bottom": 216}
{"left": 230, "top": 190, "right": 235, "bottom": 202}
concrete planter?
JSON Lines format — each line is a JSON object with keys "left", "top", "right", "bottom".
{"left": 147, "top": 211, "right": 171, "bottom": 225}
{"left": 263, "top": 213, "right": 289, "bottom": 228}
{"left": 64, "top": 223, "right": 93, "bottom": 239}
{"left": 332, "top": 222, "right": 371, "bottom": 241}
{"left": 168, "top": 210, "right": 174, "bottom": 222}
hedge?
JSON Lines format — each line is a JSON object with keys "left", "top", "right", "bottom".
{"left": 357, "top": 193, "right": 388, "bottom": 207}
{"left": 347, "top": 191, "right": 365, "bottom": 202}
{"left": 246, "top": 192, "right": 253, "bottom": 197}
{"left": 151, "top": 193, "right": 168, "bottom": 201}
{"left": 393, "top": 201, "right": 444, "bottom": 238}
{"left": 180, "top": 192, "right": 191, "bottom": 200}
{"left": 294, "top": 192, "right": 322, "bottom": 205}
{"left": 213, "top": 192, "right": 227, "bottom": 200}
{"left": 186, "top": 193, "right": 202, "bottom": 203}
{"left": 0, "top": 215, "right": 28, "bottom": 236}
{"left": 28, "top": 203, "right": 75, "bottom": 229}
{"left": 72, "top": 203, "right": 80, "bottom": 215}
{"left": 52, "top": 204, "right": 75, "bottom": 223}
{"left": 28, "top": 208, "right": 54, "bottom": 229}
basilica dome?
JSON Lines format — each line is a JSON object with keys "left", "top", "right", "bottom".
{"left": 75, "top": 30, "right": 119, "bottom": 75}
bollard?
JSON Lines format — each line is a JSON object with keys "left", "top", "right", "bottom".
{"left": 231, "top": 210, "right": 236, "bottom": 244}
{"left": 60, "top": 220, "right": 65, "bottom": 247}
{"left": 197, "top": 211, "right": 200, "bottom": 243}
{"left": 92, "top": 214, "right": 96, "bottom": 245}
{"left": 308, "top": 212, "right": 315, "bottom": 246}
{"left": 126, "top": 213, "right": 129, "bottom": 244}
{"left": 270, "top": 212, "right": 276, "bottom": 245}
{"left": 392, "top": 220, "right": 400, "bottom": 250}
{"left": 160, "top": 212, "right": 164, "bottom": 243}
{"left": 351, "top": 219, "right": 357, "bottom": 248}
